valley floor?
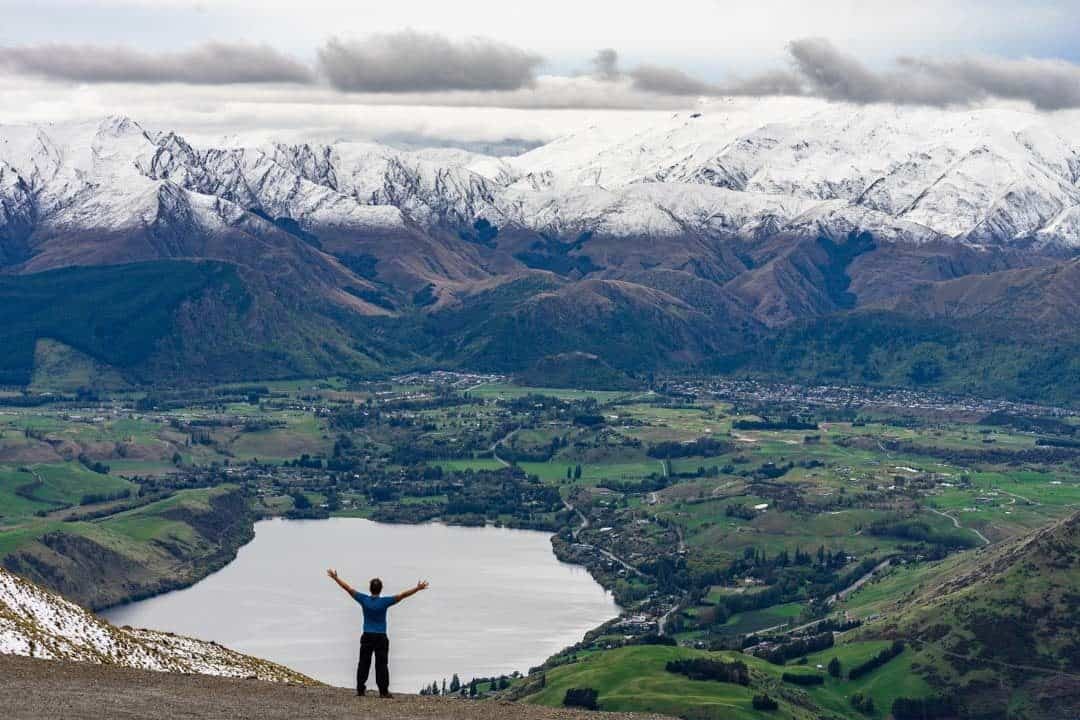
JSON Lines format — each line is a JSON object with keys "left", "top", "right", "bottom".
{"left": 0, "top": 654, "right": 670, "bottom": 720}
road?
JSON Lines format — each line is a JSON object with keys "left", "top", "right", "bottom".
{"left": 489, "top": 428, "right": 519, "bottom": 467}
{"left": 657, "top": 603, "right": 681, "bottom": 636}
{"left": 561, "top": 499, "right": 646, "bottom": 578}
{"left": 927, "top": 507, "right": 991, "bottom": 546}
{"left": 562, "top": 499, "right": 590, "bottom": 540}
{"left": 826, "top": 559, "right": 892, "bottom": 606}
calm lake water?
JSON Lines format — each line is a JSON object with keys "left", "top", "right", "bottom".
{"left": 103, "top": 518, "right": 618, "bottom": 691}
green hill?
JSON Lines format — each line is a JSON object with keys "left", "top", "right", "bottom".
{"left": 519, "top": 643, "right": 933, "bottom": 720}
{"left": 515, "top": 352, "right": 643, "bottom": 391}
{"left": 0, "top": 261, "right": 383, "bottom": 387}
{"left": 865, "top": 509, "right": 1080, "bottom": 719}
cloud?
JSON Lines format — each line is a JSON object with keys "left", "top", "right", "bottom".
{"left": 590, "top": 49, "right": 621, "bottom": 81}
{"left": 628, "top": 65, "right": 713, "bottom": 96}
{"left": 783, "top": 37, "right": 1080, "bottom": 109}
{"left": 787, "top": 37, "right": 978, "bottom": 105}
{"left": 0, "top": 42, "right": 314, "bottom": 84}
{"left": 901, "top": 55, "right": 1080, "bottom": 111}
{"left": 626, "top": 62, "right": 803, "bottom": 98}
{"left": 616, "top": 37, "right": 1080, "bottom": 110}
{"left": 2, "top": 32, "right": 1078, "bottom": 112}
{"left": 317, "top": 31, "right": 544, "bottom": 92}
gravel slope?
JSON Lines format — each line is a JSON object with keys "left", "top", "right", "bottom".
{"left": 0, "top": 654, "right": 672, "bottom": 720}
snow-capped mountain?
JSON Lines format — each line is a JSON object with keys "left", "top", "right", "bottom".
{"left": 500, "top": 99, "right": 1080, "bottom": 248}
{"left": 1, "top": 100, "right": 1079, "bottom": 389}
{"left": 2, "top": 99, "right": 1080, "bottom": 265}
{"left": 0, "top": 568, "right": 311, "bottom": 683}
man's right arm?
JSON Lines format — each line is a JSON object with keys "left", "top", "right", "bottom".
{"left": 327, "top": 568, "right": 356, "bottom": 597}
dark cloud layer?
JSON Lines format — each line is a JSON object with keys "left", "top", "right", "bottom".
{"left": 902, "top": 55, "right": 1080, "bottom": 110}
{"left": 0, "top": 42, "right": 314, "bottom": 84}
{"left": 1, "top": 32, "right": 1078, "bottom": 110}
{"left": 619, "top": 37, "right": 1080, "bottom": 110}
{"left": 317, "top": 31, "right": 543, "bottom": 92}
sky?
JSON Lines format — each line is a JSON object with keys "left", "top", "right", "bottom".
{"left": 1, "top": 0, "right": 1079, "bottom": 148}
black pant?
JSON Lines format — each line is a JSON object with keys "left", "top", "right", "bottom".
{"left": 357, "top": 632, "right": 390, "bottom": 695}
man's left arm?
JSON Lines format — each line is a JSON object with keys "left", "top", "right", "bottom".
{"left": 394, "top": 580, "right": 429, "bottom": 603}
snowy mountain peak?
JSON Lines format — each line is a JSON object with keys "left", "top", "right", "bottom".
{"left": 1, "top": 101, "right": 1080, "bottom": 277}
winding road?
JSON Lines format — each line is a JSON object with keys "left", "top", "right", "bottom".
{"left": 927, "top": 507, "right": 991, "bottom": 546}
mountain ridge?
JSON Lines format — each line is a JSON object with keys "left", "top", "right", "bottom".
{"left": 1, "top": 104, "right": 1078, "bottom": 398}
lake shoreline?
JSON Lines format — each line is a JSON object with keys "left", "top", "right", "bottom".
{"left": 102, "top": 514, "right": 622, "bottom": 690}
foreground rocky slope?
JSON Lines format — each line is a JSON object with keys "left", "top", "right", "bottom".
{"left": 0, "top": 654, "right": 670, "bottom": 720}
{"left": 0, "top": 568, "right": 310, "bottom": 683}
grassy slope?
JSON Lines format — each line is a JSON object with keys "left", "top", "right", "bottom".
{"left": 0, "top": 260, "right": 387, "bottom": 387}
{"left": 522, "top": 643, "right": 933, "bottom": 720}
{"left": 1, "top": 486, "right": 255, "bottom": 610}
{"left": 0, "top": 261, "right": 241, "bottom": 385}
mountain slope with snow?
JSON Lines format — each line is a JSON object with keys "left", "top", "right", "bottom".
{"left": 0, "top": 102, "right": 1078, "bottom": 396}
{"left": 0, "top": 568, "right": 313, "bottom": 683}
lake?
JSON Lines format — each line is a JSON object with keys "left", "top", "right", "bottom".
{"left": 102, "top": 518, "right": 619, "bottom": 691}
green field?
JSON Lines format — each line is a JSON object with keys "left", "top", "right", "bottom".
{"left": 522, "top": 642, "right": 935, "bottom": 719}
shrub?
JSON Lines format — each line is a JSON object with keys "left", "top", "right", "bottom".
{"left": 666, "top": 658, "right": 749, "bottom": 686}
{"left": 848, "top": 640, "right": 904, "bottom": 680}
{"left": 752, "top": 693, "right": 778, "bottom": 711}
{"left": 760, "top": 632, "right": 834, "bottom": 664}
{"left": 891, "top": 697, "right": 955, "bottom": 720}
{"left": 781, "top": 672, "right": 824, "bottom": 686}
{"left": 850, "top": 693, "right": 875, "bottom": 714}
{"left": 563, "top": 688, "right": 599, "bottom": 710}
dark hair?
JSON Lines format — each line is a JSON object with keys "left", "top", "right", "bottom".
{"left": 370, "top": 578, "right": 383, "bottom": 595}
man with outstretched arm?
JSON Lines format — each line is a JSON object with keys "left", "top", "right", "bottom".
{"left": 327, "top": 569, "right": 429, "bottom": 698}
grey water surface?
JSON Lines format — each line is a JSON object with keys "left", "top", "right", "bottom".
{"left": 103, "top": 518, "right": 618, "bottom": 691}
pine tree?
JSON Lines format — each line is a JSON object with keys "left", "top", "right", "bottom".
{"left": 469, "top": 681, "right": 478, "bottom": 697}
{"left": 573, "top": 464, "right": 582, "bottom": 479}
{"left": 450, "top": 674, "right": 461, "bottom": 692}
{"left": 828, "top": 656, "right": 842, "bottom": 677}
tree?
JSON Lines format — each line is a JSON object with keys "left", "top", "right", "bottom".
{"left": 450, "top": 674, "right": 461, "bottom": 692}
{"left": 828, "top": 656, "right": 841, "bottom": 678}
{"left": 469, "top": 681, "right": 478, "bottom": 697}
{"left": 752, "top": 694, "right": 778, "bottom": 711}
{"left": 850, "top": 693, "right": 875, "bottom": 714}
{"left": 573, "top": 464, "right": 582, "bottom": 480}
{"left": 563, "top": 688, "right": 599, "bottom": 710}
{"left": 290, "top": 491, "right": 312, "bottom": 510}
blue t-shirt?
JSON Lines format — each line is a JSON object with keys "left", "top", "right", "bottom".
{"left": 352, "top": 592, "right": 397, "bottom": 633}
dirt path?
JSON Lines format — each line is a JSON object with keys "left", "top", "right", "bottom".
{"left": 0, "top": 655, "right": 671, "bottom": 720}
{"left": 927, "top": 507, "right": 991, "bottom": 545}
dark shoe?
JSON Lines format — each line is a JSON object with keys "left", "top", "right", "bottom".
{"left": 379, "top": 692, "right": 394, "bottom": 699}
{"left": 357, "top": 688, "right": 367, "bottom": 697}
